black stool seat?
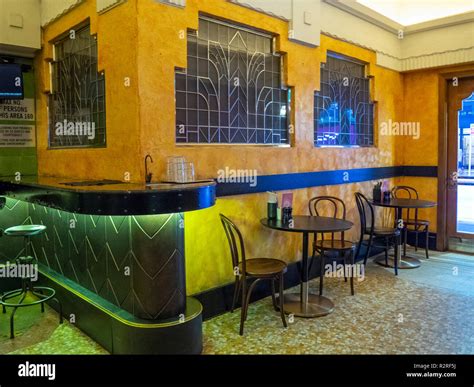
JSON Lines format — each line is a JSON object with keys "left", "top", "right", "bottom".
{"left": 4, "top": 224, "right": 46, "bottom": 237}
{"left": 0, "top": 224, "right": 62, "bottom": 338}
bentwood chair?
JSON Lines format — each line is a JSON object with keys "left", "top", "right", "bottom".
{"left": 220, "top": 214, "right": 287, "bottom": 335}
{"left": 354, "top": 192, "right": 401, "bottom": 275}
{"left": 391, "top": 186, "right": 430, "bottom": 259}
{"left": 309, "top": 196, "right": 357, "bottom": 295}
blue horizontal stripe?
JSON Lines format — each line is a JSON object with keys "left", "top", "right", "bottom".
{"left": 216, "top": 165, "right": 437, "bottom": 197}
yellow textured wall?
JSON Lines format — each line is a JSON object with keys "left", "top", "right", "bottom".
{"left": 34, "top": 0, "right": 414, "bottom": 295}
{"left": 136, "top": 1, "right": 401, "bottom": 179}
{"left": 131, "top": 0, "right": 403, "bottom": 294}
{"left": 35, "top": 0, "right": 142, "bottom": 182}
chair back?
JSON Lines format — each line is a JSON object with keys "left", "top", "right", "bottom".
{"left": 354, "top": 192, "right": 375, "bottom": 238}
{"left": 220, "top": 214, "right": 246, "bottom": 277}
{"left": 391, "top": 185, "right": 419, "bottom": 224}
{"left": 309, "top": 196, "right": 347, "bottom": 241}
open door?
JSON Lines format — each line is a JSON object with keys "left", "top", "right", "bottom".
{"left": 447, "top": 77, "right": 474, "bottom": 252}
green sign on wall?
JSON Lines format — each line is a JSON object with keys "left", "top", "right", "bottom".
{"left": 0, "top": 71, "right": 37, "bottom": 177}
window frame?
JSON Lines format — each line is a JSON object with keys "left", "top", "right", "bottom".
{"left": 175, "top": 16, "right": 291, "bottom": 146}
{"left": 314, "top": 51, "right": 375, "bottom": 148}
{"left": 47, "top": 22, "right": 107, "bottom": 150}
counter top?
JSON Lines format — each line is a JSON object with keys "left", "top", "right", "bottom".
{"left": 0, "top": 176, "right": 216, "bottom": 215}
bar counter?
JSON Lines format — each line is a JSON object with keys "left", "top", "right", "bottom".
{"left": 0, "top": 176, "right": 216, "bottom": 215}
{"left": 0, "top": 176, "right": 216, "bottom": 354}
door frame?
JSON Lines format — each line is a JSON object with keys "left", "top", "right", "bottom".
{"left": 437, "top": 69, "right": 474, "bottom": 251}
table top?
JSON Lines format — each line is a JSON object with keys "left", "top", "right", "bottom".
{"left": 371, "top": 198, "right": 436, "bottom": 209}
{"left": 261, "top": 215, "right": 353, "bottom": 233}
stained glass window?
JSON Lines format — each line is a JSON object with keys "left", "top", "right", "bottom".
{"left": 175, "top": 17, "right": 289, "bottom": 145}
{"left": 314, "top": 53, "right": 374, "bottom": 147}
{"left": 49, "top": 24, "right": 106, "bottom": 148}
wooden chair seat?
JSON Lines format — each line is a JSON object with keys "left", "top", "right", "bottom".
{"left": 240, "top": 258, "right": 287, "bottom": 277}
{"left": 368, "top": 227, "right": 401, "bottom": 236}
{"left": 404, "top": 218, "right": 430, "bottom": 226}
{"left": 315, "top": 239, "right": 356, "bottom": 251}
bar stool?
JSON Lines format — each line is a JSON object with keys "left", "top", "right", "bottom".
{"left": 0, "top": 224, "right": 63, "bottom": 339}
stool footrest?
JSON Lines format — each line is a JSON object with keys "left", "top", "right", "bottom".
{"left": 1, "top": 287, "right": 56, "bottom": 308}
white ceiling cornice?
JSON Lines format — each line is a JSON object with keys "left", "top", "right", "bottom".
{"left": 324, "top": 0, "right": 474, "bottom": 36}
{"left": 323, "top": 0, "right": 402, "bottom": 34}
{"left": 404, "top": 11, "right": 474, "bottom": 34}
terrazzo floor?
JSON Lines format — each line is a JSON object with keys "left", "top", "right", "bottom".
{"left": 1, "top": 248, "right": 473, "bottom": 355}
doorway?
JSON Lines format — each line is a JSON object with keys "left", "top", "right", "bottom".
{"left": 446, "top": 76, "right": 474, "bottom": 253}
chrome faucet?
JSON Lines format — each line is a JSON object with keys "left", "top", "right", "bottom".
{"left": 145, "top": 154, "right": 153, "bottom": 184}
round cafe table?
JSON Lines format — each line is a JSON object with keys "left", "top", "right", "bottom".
{"left": 261, "top": 215, "right": 353, "bottom": 318}
{"left": 371, "top": 198, "right": 436, "bottom": 269}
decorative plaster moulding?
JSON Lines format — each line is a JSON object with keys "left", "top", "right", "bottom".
{"left": 229, "top": 1, "right": 319, "bottom": 47}
{"left": 324, "top": 31, "right": 474, "bottom": 72}
{"left": 41, "top": 0, "right": 84, "bottom": 28}
{"left": 156, "top": 0, "right": 186, "bottom": 8}
{"left": 324, "top": 0, "right": 402, "bottom": 34}
{"left": 322, "top": 0, "right": 474, "bottom": 72}
{"left": 97, "top": 0, "right": 127, "bottom": 14}
{"left": 229, "top": 0, "right": 289, "bottom": 21}
{"left": 401, "top": 46, "right": 474, "bottom": 72}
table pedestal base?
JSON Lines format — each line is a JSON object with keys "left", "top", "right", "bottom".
{"left": 374, "top": 255, "right": 421, "bottom": 269}
{"left": 278, "top": 293, "right": 334, "bottom": 318}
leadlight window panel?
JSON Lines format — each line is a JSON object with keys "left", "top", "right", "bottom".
{"left": 175, "top": 17, "right": 289, "bottom": 145}
{"left": 49, "top": 24, "right": 106, "bottom": 148}
{"left": 314, "top": 53, "right": 374, "bottom": 147}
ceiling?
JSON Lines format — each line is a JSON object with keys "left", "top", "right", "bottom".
{"left": 356, "top": 0, "right": 474, "bottom": 26}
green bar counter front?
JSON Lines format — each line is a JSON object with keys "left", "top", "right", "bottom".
{"left": 0, "top": 177, "right": 216, "bottom": 354}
